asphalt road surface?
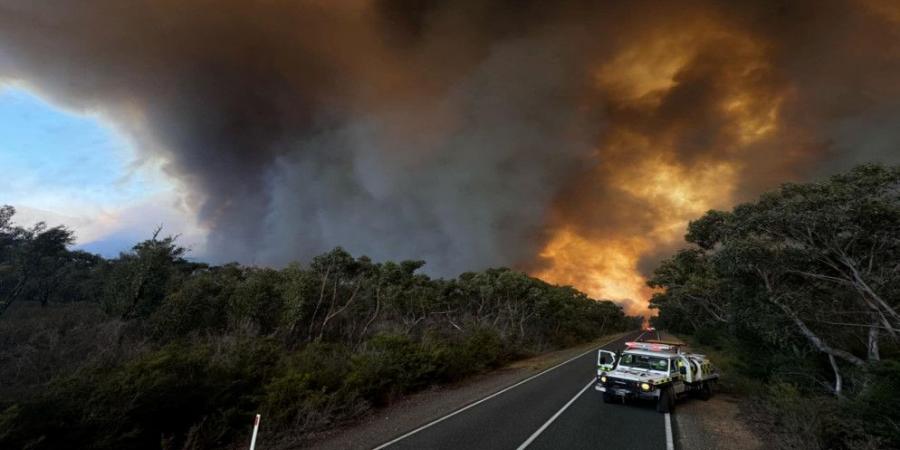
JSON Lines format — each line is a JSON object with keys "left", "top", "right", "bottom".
{"left": 373, "top": 329, "right": 672, "bottom": 450}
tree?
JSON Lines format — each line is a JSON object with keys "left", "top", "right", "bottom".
{"left": 305, "top": 248, "right": 377, "bottom": 341}
{"left": 649, "top": 249, "right": 728, "bottom": 332}
{"left": 0, "top": 206, "right": 76, "bottom": 315}
{"left": 102, "top": 229, "right": 201, "bottom": 320}
{"left": 653, "top": 164, "right": 900, "bottom": 396}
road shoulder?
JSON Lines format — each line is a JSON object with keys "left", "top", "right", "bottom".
{"left": 673, "top": 392, "right": 763, "bottom": 450}
{"left": 303, "top": 331, "right": 632, "bottom": 450}
{"left": 662, "top": 332, "right": 764, "bottom": 450}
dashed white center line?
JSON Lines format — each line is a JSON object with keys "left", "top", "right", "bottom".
{"left": 665, "top": 412, "right": 674, "bottom": 450}
{"left": 515, "top": 379, "right": 595, "bottom": 450}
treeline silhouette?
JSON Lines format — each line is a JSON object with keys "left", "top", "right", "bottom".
{"left": 0, "top": 208, "right": 638, "bottom": 449}
{"left": 650, "top": 164, "right": 900, "bottom": 448}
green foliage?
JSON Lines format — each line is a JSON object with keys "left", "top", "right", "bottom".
{"left": 0, "top": 205, "right": 636, "bottom": 448}
{"left": 261, "top": 343, "right": 360, "bottom": 433}
{"left": 149, "top": 267, "right": 237, "bottom": 339}
{"left": 653, "top": 164, "right": 900, "bottom": 448}
{"left": 227, "top": 268, "right": 285, "bottom": 334}
{"left": 851, "top": 360, "right": 900, "bottom": 447}
{"left": 0, "top": 209, "right": 81, "bottom": 313}
{"left": 100, "top": 230, "right": 202, "bottom": 320}
{"left": 0, "top": 337, "right": 281, "bottom": 449}
{"left": 349, "top": 333, "right": 439, "bottom": 403}
{"left": 348, "top": 327, "right": 507, "bottom": 406}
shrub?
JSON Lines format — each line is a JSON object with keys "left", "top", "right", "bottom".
{"left": 261, "top": 343, "right": 360, "bottom": 432}
{"left": 851, "top": 360, "right": 900, "bottom": 448}
{"left": 0, "top": 337, "right": 282, "bottom": 450}
{"left": 422, "top": 327, "right": 506, "bottom": 383}
{"left": 348, "top": 333, "right": 439, "bottom": 404}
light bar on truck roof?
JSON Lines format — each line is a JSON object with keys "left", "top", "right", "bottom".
{"left": 625, "top": 341, "right": 679, "bottom": 352}
{"left": 642, "top": 340, "right": 685, "bottom": 347}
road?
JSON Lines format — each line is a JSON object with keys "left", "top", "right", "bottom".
{"left": 372, "top": 330, "right": 672, "bottom": 450}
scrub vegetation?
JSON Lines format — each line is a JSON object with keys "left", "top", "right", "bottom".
{"left": 0, "top": 208, "right": 638, "bottom": 449}
{"left": 651, "top": 164, "right": 900, "bottom": 449}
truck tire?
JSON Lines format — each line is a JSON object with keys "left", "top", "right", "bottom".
{"left": 669, "top": 387, "right": 677, "bottom": 412}
{"left": 602, "top": 392, "right": 615, "bottom": 403}
{"left": 656, "top": 387, "right": 674, "bottom": 413}
{"left": 699, "top": 381, "right": 713, "bottom": 401}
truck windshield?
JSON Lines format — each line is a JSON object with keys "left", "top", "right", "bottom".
{"left": 619, "top": 353, "right": 668, "bottom": 371}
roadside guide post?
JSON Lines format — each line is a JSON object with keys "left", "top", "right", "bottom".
{"left": 249, "top": 414, "right": 261, "bottom": 450}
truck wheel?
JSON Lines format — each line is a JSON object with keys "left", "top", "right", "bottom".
{"left": 669, "top": 387, "right": 677, "bottom": 412}
{"left": 699, "top": 381, "right": 713, "bottom": 401}
{"left": 656, "top": 388, "right": 674, "bottom": 413}
{"left": 602, "top": 392, "right": 615, "bottom": 403}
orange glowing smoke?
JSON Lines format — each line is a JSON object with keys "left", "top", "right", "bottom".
{"left": 535, "top": 159, "right": 739, "bottom": 315}
{"left": 536, "top": 232, "right": 652, "bottom": 312}
{"left": 534, "top": 17, "right": 782, "bottom": 316}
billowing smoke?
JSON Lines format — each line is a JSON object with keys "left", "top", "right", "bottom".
{"left": 1, "top": 0, "right": 898, "bottom": 313}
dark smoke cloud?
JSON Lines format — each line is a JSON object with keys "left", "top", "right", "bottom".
{"left": 1, "top": 0, "right": 899, "bottom": 296}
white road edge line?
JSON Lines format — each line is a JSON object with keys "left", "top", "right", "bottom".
{"left": 665, "top": 412, "right": 674, "bottom": 450}
{"left": 516, "top": 379, "right": 594, "bottom": 450}
{"left": 635, "top": 330, "right": 647, "bottom": 342}
{"left": 371, "top": 332, "right": 632, "bottom": 450}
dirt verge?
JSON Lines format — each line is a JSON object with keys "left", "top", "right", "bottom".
{"left": 661, "top": 332, "right": 764, "bottom": 450}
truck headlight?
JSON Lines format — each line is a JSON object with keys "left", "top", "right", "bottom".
{"left": 600, "top": 376, "right": 607, "bottom": 383}
{"left": 640, "top": 382, "right": 651, "bottom": 391}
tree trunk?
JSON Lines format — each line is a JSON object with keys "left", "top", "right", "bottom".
{"left": 842, "top": 256, "right": 900, "bottom": 323}
{"left": 122, "top": 268, "right": 147, "bottom": 320}
{"left": 319, "top": 279, "right": 363, "bottom": 340}
{"left": 771, "top": 296, "right": 865, "bottom": 366}
{"left": 756, "top": 266, "right": 865, "bottom": 367}
{"left": 2, "top": 272, "right": 29, "bottom": 315}
{"left": 307, "top": 265, "right": 331, "bottom": 340}
{"left": 868, "top": 315, "right": 881, "bottom": 362}
{"left": 695, "top": 297, "right": 729, "bottom": 323}
{"left": 828, "top": 353, "right": 843, "bottom": 396}
{"left": 360, "top": 286, "right": 381, "bottom": 342}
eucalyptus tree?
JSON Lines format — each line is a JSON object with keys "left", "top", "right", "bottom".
{"left": 0, "top": 206, "right": 76, "bottom": 315}
{"left": 652, "top": 164, "right": 899, "bottom": 395}
{"left": 101, "top": 230, "right": 201, "bottom": 320}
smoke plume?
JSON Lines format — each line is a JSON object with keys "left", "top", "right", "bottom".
{"left": 1, "top": 0, "right": 898, "bottom": 313}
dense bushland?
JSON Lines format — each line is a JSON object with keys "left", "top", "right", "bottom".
{"left": 0, "top": 206, "right": 638, "bottom": 449}
{"left": 650, "top": 164, "right": 900, "bottom": 449}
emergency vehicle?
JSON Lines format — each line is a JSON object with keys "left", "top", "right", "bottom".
{"left": 595, "top": 341, "right": 718, "bottom": 413}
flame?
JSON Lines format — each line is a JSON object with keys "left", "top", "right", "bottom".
{"left": 535, "top": 158, "right": 739, "bottom": 315}
{"left": 535, "top": 231, "right": 652, "bottom": 311}
{"left": 534, "top": 18, "right": 782, "bottom": 316}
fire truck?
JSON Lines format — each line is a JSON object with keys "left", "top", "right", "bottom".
{"left": 594, "top": 341, "right": 718, "bottom": 413}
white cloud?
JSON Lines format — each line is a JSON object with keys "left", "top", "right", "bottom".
{"left": 11, "top": 191, "right": 206, "bottom": 258}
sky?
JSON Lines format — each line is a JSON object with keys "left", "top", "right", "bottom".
{"left": 0, "top": 85, "right": 203, "bottom": 257}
